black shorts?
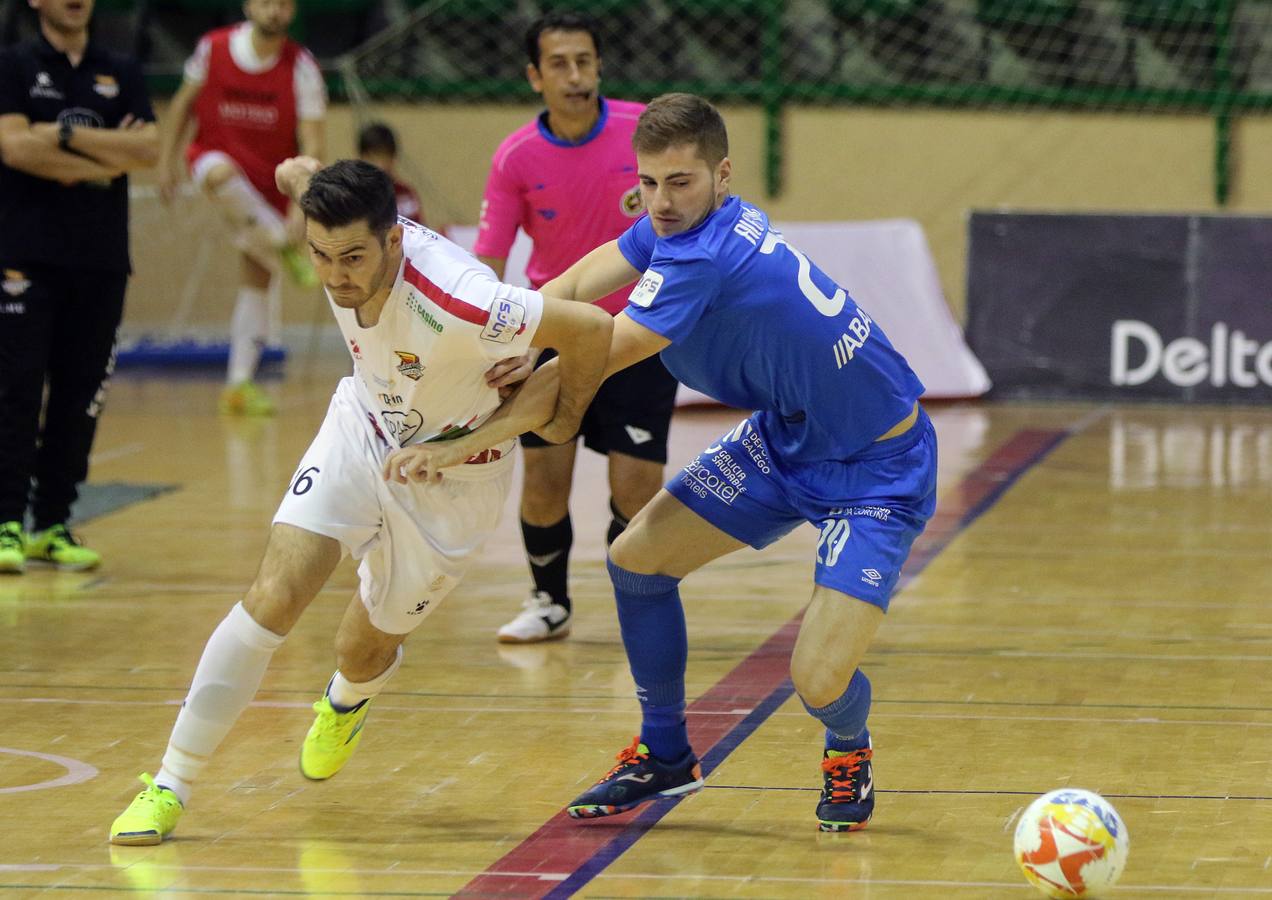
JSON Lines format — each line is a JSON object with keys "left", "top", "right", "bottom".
{"left": 521, "top": 349, "right": 679, "bottom": 463}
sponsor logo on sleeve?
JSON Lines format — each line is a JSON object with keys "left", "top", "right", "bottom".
{"left": 629, "top": 270, "right": 664, "bottom": 308}
{"left": 481, "top": 297, "right": 526, "bottom": 344}
{"left": 620, "top": 184, "right": 644, "bottom": 217}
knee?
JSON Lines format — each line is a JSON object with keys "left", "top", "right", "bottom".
{"left": 201, "top": 166, "right": 231, "bottom": 195}
{"left": 243, "top": 573, "right": 312, "bottom": 634}
{"left": 522, "top": 473, "right": 572, "bottom": 516}
{"left": 790, "top": 655, "right": 854, "bottom": 709}
{"left": 608, "top": 526, "right": 659, "bottom": 574}
{"left": 610, "top": 477, "right": 661, "bottom": 518}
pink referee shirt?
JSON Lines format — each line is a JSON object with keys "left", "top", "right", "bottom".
{"left": 474, "top": 98, "right": 645, "bottom": 315}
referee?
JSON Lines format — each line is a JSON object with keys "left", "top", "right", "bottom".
{"left": 0, "top": 0, "right": 157, "bottom": 573}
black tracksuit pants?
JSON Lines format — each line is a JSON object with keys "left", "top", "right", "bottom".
{"left": 0, "top": 263, "right": 126, "bottom": 530}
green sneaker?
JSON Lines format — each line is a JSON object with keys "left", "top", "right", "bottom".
{"left": 26, "top": 524, "right": 100, "bottom": 571}
{"left": 110, "top": 773, "right": 183, "bottom": 846}
{"left": 280, "top": 245, "right": 319, "bottom": 288}
{"left": 300, "top": 696, "right": 371, "bottom": 781}
{"left": 219, "top": 381, "right": 275, "bottom": 416}
{"left": 0, "top": 521, "right": 24, "bottom": 574}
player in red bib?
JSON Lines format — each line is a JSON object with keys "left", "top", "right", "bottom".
{"left": 157, "top": 0, "right": 326, "bottom": 415}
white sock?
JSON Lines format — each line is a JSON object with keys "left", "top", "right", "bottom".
{"left": 227, "top": 286, "right": 269, "bottom": 385}
{"left": 327, "top": 645, "right": 403, "bottom": 711}
{"left": 156, "top": 602, "right": 285, "bottom": 805}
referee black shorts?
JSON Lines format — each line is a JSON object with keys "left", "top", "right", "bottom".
{"left": 521, "top": 348, "right": 679, "bottom": 464}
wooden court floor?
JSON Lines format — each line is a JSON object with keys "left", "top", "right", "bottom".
{"left": 3, "top": 357, "right": 1272, "bottom": 898}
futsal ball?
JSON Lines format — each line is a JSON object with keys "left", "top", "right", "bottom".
{"left": 1013, "top": 789, "right": 1129, "bottom": 898}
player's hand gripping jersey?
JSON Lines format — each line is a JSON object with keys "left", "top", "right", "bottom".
{"left": 618, "top": 197, "right": 925, "bottom": 463}
{"left": 328, "top": 220, "right": 544, "bottom": 450}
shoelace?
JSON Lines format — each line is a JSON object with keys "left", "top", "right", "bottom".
{"left": 312, "top": 701, "right": 360, "bottom": 746}
{"left": 523, "top": 591, "right": 553, "bottom": 613}
{"left": 47, "top": 526, "right": 79, "bottom": 547}
{"left": 600, "top": 736, "right": 648, "bottom": 780}
{"left": 822, "top": 748, "right": 872, "bottom": 802}
{"left": 134, "top": 774, "right": 179, "bottom": 810}
{"left": 0, "top": 529, "right": 21, "bottom": 550}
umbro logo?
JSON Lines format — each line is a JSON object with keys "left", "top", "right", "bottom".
{"left": 616, "top": 773, "right": 654, "bottom": 784}
{"left": 624, "top": 425, "right": 652, "bottom": 445}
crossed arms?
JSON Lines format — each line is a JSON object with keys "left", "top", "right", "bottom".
{"left": 0, "top": 112, "right": 157, "bottom": 185}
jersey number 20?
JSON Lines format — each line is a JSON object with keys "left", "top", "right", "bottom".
{"left": 759, "top": 230, "right": 846, "bottom": 317}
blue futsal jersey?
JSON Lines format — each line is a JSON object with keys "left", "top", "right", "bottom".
{"left": 617, "top": 196, "right": 924, "bottom": 464}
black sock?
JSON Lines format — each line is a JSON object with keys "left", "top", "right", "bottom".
{"left": 522, "top": 515, "right": 572, "bottom": 611}
{"left": 607, "top": 499, "right": 631, "bottom": 546}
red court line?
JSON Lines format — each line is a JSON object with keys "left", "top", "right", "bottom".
{"left": 455, "top": 427, "right": 1068, "bottom": 898}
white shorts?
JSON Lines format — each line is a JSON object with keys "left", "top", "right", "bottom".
{"left": 189, "top": 149, "right": 238, "bottom": 191}
{"left": 273, "top": 377, "right": 514, "bottom": 634}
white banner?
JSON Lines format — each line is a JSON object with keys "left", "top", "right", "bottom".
{"left": 448, "top": 218, "right": 989, "bottom": 403}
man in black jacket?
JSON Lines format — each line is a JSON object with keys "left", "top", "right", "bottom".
{"left": 0, "top": 0, "right": 157, "bottom": 572}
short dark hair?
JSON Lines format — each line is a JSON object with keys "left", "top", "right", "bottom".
{"left": 633, "top": 93, "right": 729, "bottom": 168}
{"left": 524, "top": 11, "right": 601, "bottom": 68}
{"left": 357, "top": 122, "right": 398, "bottom": 158}
{"left": 299, "top": 160, "right": 398, "bottom": 237}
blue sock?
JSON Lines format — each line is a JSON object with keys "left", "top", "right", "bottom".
{"left": 607, "top": 557, "right": 690, "bottom": 762}
{"left": 802, "top": 669, "right": 872, "bottom": 753}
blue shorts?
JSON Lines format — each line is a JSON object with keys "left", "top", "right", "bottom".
{"left": 666, "top": 409, "right": 937, "bottom": 610}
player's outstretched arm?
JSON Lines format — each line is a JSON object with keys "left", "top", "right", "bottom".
{"left": 431, "top": 293, "right": 617, "bottom": 452}
{"left": 382, "top": 373, "right": 557, "bottom": 485}
{"left": 540, "top": 240, "right": 641, "bottom": 304}
{"left": 531, "top": 295, "right": 614, "bottom": 442}
{"left": 381, "top": 295, "right": 613, "bottom": 485}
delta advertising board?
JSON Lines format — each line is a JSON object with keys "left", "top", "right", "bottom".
{"left": 966, "top": 212, "right": 1272, "bottom": 402}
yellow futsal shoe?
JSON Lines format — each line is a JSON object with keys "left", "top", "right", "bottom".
{"left": 0, "top": 521, "right": 25, "bottom": 573}
{"left": 280, "top": 245, "right": 319, "bottom": 288}
{"left": 110, "top": 773, "right": 183, "bottom": 846}
{"left": 219, "top": 381, "right": 275, "bottom": 416}
{"left": 26, "top": 524, "right": 100, "bottom": 571}
{"left": 300, "top": 696, "right": 371, "bottom": 781}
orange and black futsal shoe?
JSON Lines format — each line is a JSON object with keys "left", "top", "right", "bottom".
{"left": 817, "top": 741, "right": 875, "bottom": 832}
{"left": 567, "top": 737, "right": 704, "bottom": 819}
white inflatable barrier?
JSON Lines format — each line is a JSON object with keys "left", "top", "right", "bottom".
{"left": 448, "top": 218, "right": 989, "bottom": 404}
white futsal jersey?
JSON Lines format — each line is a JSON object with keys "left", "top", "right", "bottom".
{"left": 327, "top": 219, "right": 545, "bottom": 451}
